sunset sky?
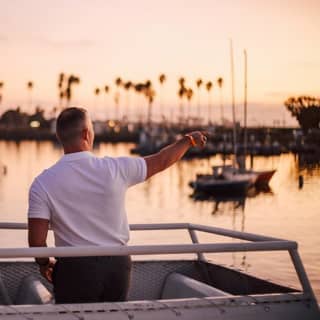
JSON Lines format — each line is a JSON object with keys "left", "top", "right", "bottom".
{"left": 1, "top": 0, "right": 320, "bottom": 125}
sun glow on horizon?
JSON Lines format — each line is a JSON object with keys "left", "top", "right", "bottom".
{"left": 0, "top": 0, "right": 320, "bottom": 125}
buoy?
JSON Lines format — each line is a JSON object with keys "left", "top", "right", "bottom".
{"left": 298, "top": 175, "right": 304, "bottom": 189}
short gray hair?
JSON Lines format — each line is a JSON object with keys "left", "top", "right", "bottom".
{"left": 56, "top": 107, "right": 88, "bottom": 146}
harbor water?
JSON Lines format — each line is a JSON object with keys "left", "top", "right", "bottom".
{"left": 0, "top": 141, "right": 319, "bottom": 301}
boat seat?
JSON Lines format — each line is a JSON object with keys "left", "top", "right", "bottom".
{"left": 161, "top": 272, "right": 230, "bottom": 299}
{"left": 0, "top": 272, "right": 12, "bottom": 305}
{"left": 15, "top": 275, "right": 53, "bottom": 305}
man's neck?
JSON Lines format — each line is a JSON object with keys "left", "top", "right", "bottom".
{"left": 63, "top": 145, "right": 91, "bottom": 154}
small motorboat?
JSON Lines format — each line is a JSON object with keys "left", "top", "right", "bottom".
{"left": 0, "top": 222, "right": 319, "bottom": 319}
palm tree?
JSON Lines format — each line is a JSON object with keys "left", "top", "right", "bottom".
{"left": 124, "top": 81, "right": 132, "bottom": 121}
{"left": 206, "top": 81, "right": 213, "bottom": 124}
{"left": 27, "top": 81, "right": 34, "bottom": 113}
{"left": 144, "top": 80, "right": 156, "bottom": 124}
{"left": 178, "top": 77, "right": 185, "bottom": 88}
{"left": 186, "top": 88, "right": 194, "bottom": 122}
{"left": 178, "top": 87, "right": 186, "bottom": 124}
{"left": 196, "top": 78, "right": 202, "bottom": 122}
{"left": 94, "top": 88, "right": 100, "bottom": 114}
{"left": 58, "top": 73, "right": 64, "bottom": 109}
{"left": 217, "top": 77, "right": 224, "bottom": 125}
{"left": 114, "top": 77, "right": 122, "bottom": 121}
{"left": 159, "top": 74, "right": 166, "bottom": 120}
{"left": 58, "top": 74, "right": 80, "bottom": 108}
{"left": 67, "top": 75, "right": 80, "bottom": 106}
{"left": 115, "top": 77, "right": 122, "bottom": 87}
{"left": 104, "top": 85, "right": 110, "bottom": 120}
{"left": 65, "top": 76, "right": 80, "bottom": 107}
{"left": 178, "top": 77, "right": 186, "bottom": 123}
{"left": 134, "top": 83, "right": 144, "bottom": 122}
{"left": 159, "top": 74, "right": 166, "bottom": 84}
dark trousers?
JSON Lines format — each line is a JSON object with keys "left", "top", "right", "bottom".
{"left": 52, "top": 256, "right": 132, "bottom": 304}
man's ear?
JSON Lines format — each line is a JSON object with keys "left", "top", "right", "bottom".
{"left": 82, "top": 128, "right": 89, "bottom": 142}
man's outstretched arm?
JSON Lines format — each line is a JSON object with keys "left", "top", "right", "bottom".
{"left": 144, "top": 131, "right": 207, "bottom": 179}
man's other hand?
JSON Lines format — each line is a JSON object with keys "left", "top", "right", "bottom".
{"left": 39, "top": 259, "right": 55, "bottom": 283}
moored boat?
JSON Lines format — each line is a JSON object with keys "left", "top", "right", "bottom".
{"left": 189, "top": 174, "right": 251, "bottom": 197}
{"left": 252, "top": 169, "right": 276, "bottom": 186}
{"left": 213, "top": 165, "right": 275, "bottom": 188}
{"left": 189, "top": 165, "right": 256, "bottom": 197}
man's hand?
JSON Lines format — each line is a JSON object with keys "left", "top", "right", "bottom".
{"left": 185, "top": 131, "right": 208, "bottom": 148}
{"left": 39, "top": 259, "right": 55, "bottom": 283}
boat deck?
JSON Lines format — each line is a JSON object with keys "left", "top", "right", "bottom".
{"left": 0, "top": 222, "right": 319, "bottom": 319}
{"left": 0, "top": 260, "right": 318, "bottom": 320}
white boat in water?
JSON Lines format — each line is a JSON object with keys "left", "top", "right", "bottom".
{"left": 0, "top": 222, "right": 319, "bottom": 319}
{"left": 213, "top": 165, "right": 276, "bottom": 188}
{"left": 213, "top": 165, "right": 257, "bottom": 185}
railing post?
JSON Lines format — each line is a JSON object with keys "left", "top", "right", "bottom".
{"left": 188, "top": 227, "right": 206, "bottom": 261}
{"left": 289, "top": 248, "right": 315, "bottom": 299}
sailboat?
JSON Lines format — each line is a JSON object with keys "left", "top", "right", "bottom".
{"left": 191, "top": 44, "right": 276, "bottom": 196}
{"left": 189, "top": 165, "right": 254, "bottom": 198}
{"left": 229, "top": 49, "right": 276, "bottom": 187}
{"left": 190, "top": 41, "right": 255, "bottom": 197}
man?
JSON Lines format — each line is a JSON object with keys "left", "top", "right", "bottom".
{"left": 28, "top": 107, "right": 207, "bottom": 303}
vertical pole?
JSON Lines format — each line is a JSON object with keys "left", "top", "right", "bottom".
{"left": 244, "top": 49, "right": 248, "bottom": 170}
{"left": 289, "top": 249, "right": 315, "bottom": 299}
{"left": 230, "top": 39, "right": 237, "bottom": 168}
{"left": 188, "top": 228, "right": 205, "bottom": 261}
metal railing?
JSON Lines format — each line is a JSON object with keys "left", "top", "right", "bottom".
{"left": 0, "top": 222, "right": 315, "bottom": 299}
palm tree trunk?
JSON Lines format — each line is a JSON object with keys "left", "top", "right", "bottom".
{"left": 147, "top": 101, "right": 152, "bottom": 124}
{"left": 125, "top": 93, "right": 129, "bottom": 122}
{"left": 220, "top": 89, "right": 223, "bottom": 125}
{"left": 104, "top": 95, "right": 108, "bottom": 120}
{"left": 179, "top": 100, "right": 183, "bottom": 125}
{"left": 29, "top": 91, "right": 33, "bottom": 114}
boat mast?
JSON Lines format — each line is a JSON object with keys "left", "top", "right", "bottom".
{"left": 230, "top": 39, "right": 237, "bottom": 168}
{"left": 243, "top": 49, "right": 248, "bottom": 170}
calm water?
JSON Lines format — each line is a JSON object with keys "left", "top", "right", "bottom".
{"left": 0, "top": 141, "right": 319, "bottom": 300}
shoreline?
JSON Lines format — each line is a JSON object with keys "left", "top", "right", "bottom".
{"left": 1, "top": 126, "right": 318, "bottom": 157}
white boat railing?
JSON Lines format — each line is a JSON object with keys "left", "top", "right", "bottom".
{"left": 0, "top": 222, "right": 315, "bottom": 300}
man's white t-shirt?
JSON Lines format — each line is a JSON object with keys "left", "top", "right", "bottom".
{"left": 28, "top": 151, "right": 147, "bottom": 247}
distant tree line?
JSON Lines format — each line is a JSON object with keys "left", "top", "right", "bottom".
{"left": 284, "top": 96, "right": 320, "bottom": 131}
{"left": 0, "top": 107, "right": 50, "bottom": 129}
{"left": 0, "top": 73, "right": 225, "bottom": 124}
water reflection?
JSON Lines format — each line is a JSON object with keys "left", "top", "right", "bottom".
{"left": 0, "top": 141, "right": 320, "bottom": 300}
{"left": 296, "top": 153, "right": 320, "bottom": 176}
{"left": 193, "top": 193, "right": 249, "bottom": 270}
